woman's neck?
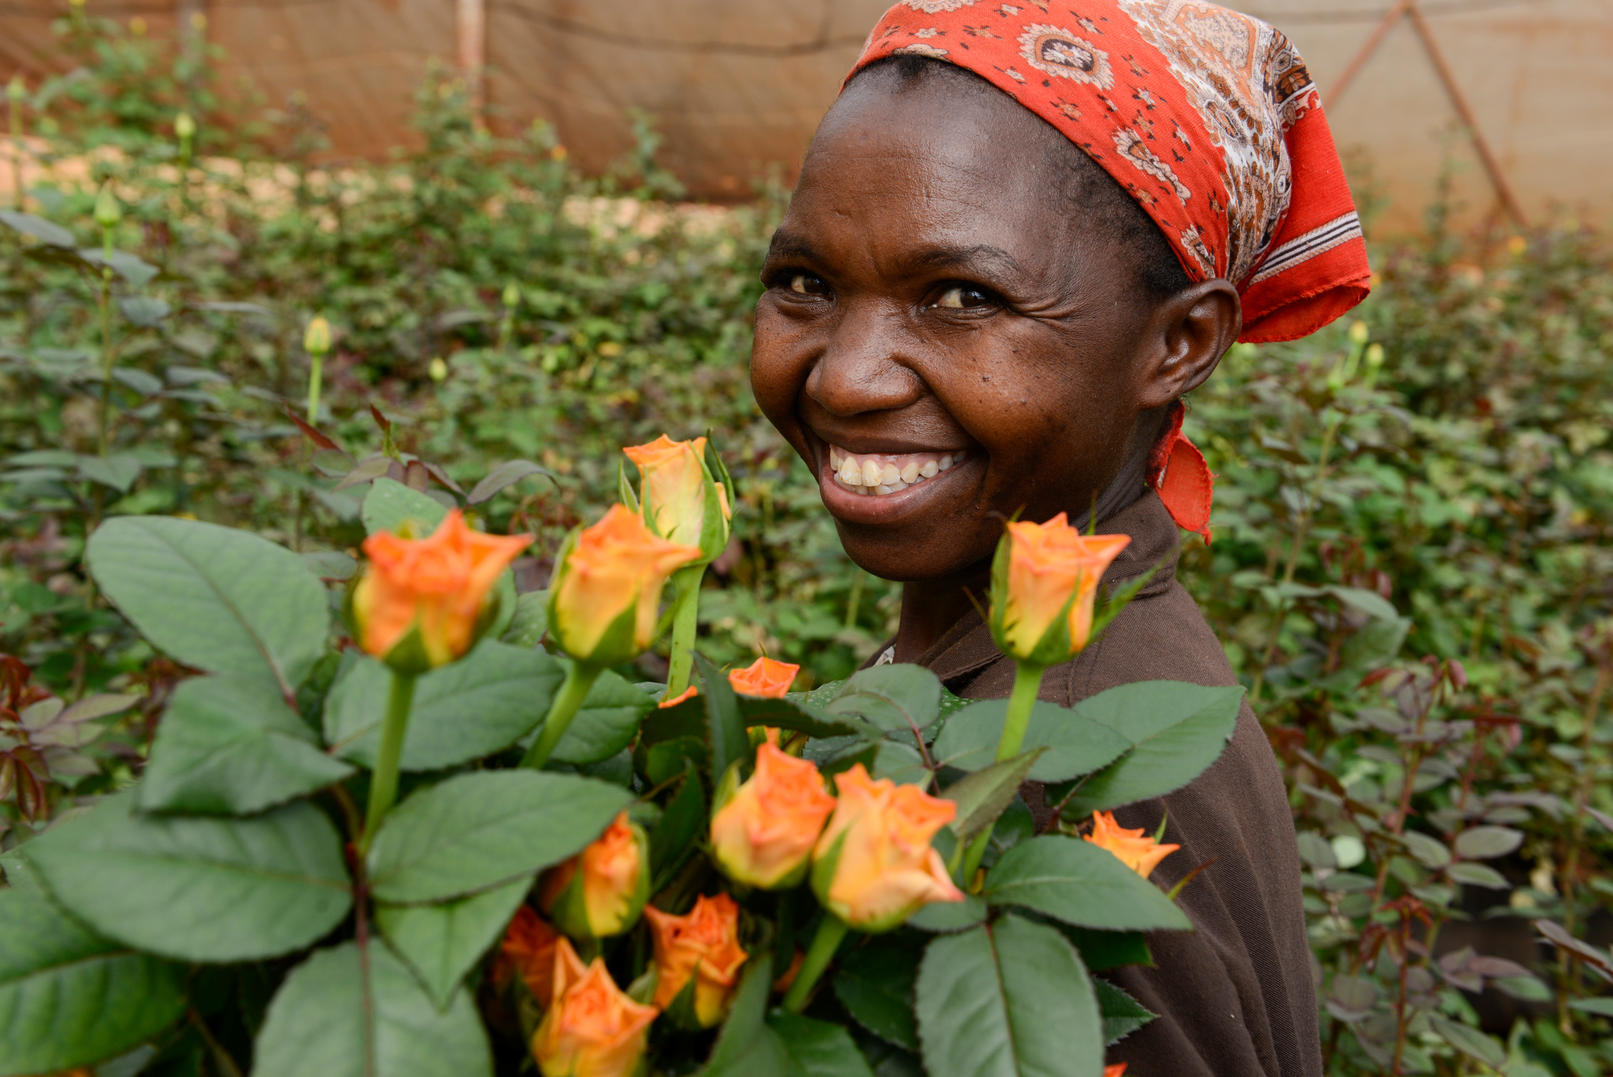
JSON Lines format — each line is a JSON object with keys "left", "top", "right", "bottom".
{"left": 888, "top": 428, "right": 1160, "bottom": 663}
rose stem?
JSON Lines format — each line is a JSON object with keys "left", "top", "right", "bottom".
{"left": 358, "top": 670, "right": 417, "bottom": 856}
{"left": 522, "top": 660, "right": 602, "bottom": 769}
{"left": 781, "top": 914, "right": 851, "bottom": 1014}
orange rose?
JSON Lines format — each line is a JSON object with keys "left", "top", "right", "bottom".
{"left": 495, "top": 905, "right": 561, "bottom": 1003}
{"left": 622, "top": 434, "right": 732, "bottom": 562}
{"left": 810, "top": 765, "right": 964, "bottom": 932}
{"left": 727, "top": 656, "right": 800, "bottom": 698}
{"left": 710, "top": 742, "right": 835, "bottom": 889}
{"left": 352, "top": 509, "right": 531, "bottom": 671}
{"left": 643, "top": 893, "right": 749, "bottom": 1028}
{"left": 532, "top": 937, "right": 658, "bottom": 1077}
{"left": 546, "top": 505, "right": 701, "bottom": 667}
{"left": 1105, "top": 1065, "right": 1128, "bottom": 1077}
{"left": 657, "top": 685, "right": 699, "bottom": 709}
{"left": 989, "top": 513, "right": 1130, "bottom": 667}
{"left": 538, "top": 812, "right": 649, "bottom": 939}
{"left": 1083, "top": 810, "right": 1180, "bottom": 880}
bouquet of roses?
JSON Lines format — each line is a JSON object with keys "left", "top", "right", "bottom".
{"left": 0, "top": 434, "right": 1240, "bottom": 1077}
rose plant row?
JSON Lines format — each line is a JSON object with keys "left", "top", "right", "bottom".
{"left": 0, "top": 434, "right": 1240, "bottom": 1077}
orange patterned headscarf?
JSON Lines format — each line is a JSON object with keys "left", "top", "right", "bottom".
{"left": 849, "top": 0, "right": 1371, "bottom": 540}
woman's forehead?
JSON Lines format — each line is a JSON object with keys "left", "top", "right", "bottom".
{"left": 780, "top": 77, "right": 1115, "bottom": 270}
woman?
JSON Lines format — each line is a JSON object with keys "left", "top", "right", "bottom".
{"left": 751, "top": 2, "right": 1370, "bottom": 1073}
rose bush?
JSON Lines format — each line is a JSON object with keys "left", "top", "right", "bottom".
{"left": 0, "top": 432, "right": 1238, "bottom": 1077}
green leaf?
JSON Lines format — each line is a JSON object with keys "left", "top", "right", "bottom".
{"left": 1429, "top": 1014, "right": 1505, "bottom": 1067}
{"left": 252, "top": 941, "right": 492, "bottom": 1077}
{"left": 79, "top": 249, "right": 159, "bottom": 288}
{"left": 376, "top": 875, "right": 532, "bottom": 1009}
{"left": 820, "top": 665, "right": 943, "bottom": 735}
{"left": 361, "top": 476, "right": 451, "bottom": 534}
{"left": 467, "top": 459, "right": 556, "bottom": 505}
{"left": 982, "top": 835, "right": 1190, "bottom": 932}
{"left": 650, "top": 765, "right": 706, "bottom": 889}
{"left": 1446, "top": 861, "right": 1509, "bottom": 889}
{"left": 367, "top": 770, "right": 631, "bottom": 904}
{"left": 1058, "top": 681, "right": 1242, "bottom": 816}
{"left": 1061, "top": 927, "right": 1152, "bottom": 972}
{"left": 1452, "top": 825, "right": 1523, "bottom": 860}
{"left": 26, "top": 794, "right": 350, "bottom": 963}
{"left": 501, "top": 589, "right": 549, "bottom": 646}
{"left": 0, "top": 209, "right": 76, "bottom": 247}
{"left": 78, "top": 452, "right": 143, "bottom": 493}
{"left": 696, "top": 654, "right": 749, "bottom": 788}
{"left": 737, "top": 695, "right": 861, "bottom": 740}
{"left": 325, "top": 643, "right": 564, "bottom": 771}
{"left": 118, "top": 296, "right": 171, "bottom": 328}
{"left": 0, "top": 888, "right": 186, "bottom": 1074}
{"left": 140, "top": 673, "right": 353, "bottom": 815}
{"left": 768, "top": 1012, "right": 878, "bottom": 1077}
{"left": 931, "top": 700, "right": 1129, "bottom": 782}
{"left": 86, "top": 516, "right": 329, "bottom": 690}
{"left": 907, "top": 894, "right": 988, "bottom": 933}
{"left": 915, "top": 915, "right": 1103, "bottom": 1077}
{"left": 834, "top": 938, "right": 919, "bottom": 1050}
{"left": 702, "top": 955, "right": 778, "bottom": 1076}
{"left": 942, "top": 751, "right": 1043, "bottom": 845}
{"left": 1094, "top": 978, "right": 1154, "bottom": 1046}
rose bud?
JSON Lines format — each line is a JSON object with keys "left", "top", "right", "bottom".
{"left": 811, "top": 765, "right": 964, "bottom": 933}
{"left": 351, "top": 509, "right": 531, "bottom": 672}
{"left": 538, "top": 812, "right": 650, "bottom": 939}
{"left": 710, "top": 743, "right": 834, "bottom": 890}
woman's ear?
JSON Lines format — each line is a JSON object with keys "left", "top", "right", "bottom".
{"left": 1135, "top": 278, "right": 1241, "bottom": 410}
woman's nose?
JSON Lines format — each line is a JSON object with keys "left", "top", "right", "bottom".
{"left": 804, "top": 301, "right": 922, "bottom": 417}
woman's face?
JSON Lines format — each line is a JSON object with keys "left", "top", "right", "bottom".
{"left": 751, "top": 73, "right": 1165, "bottom": 586}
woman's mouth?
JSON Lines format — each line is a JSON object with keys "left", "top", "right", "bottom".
{"left": 826, "top": 444, "right": 969, "bottom": 496}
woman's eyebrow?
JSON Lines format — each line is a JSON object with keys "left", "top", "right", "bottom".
{"left": 908, "top": 243, "right": 1026, "bottom": 279}
{"left": 764, "top": 231, "right": 819, "bottom": 264}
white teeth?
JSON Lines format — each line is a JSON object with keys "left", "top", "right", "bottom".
{"left": 826, "top": 444, "right": 968, "bottom": 496}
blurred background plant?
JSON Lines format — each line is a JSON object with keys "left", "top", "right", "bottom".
{"left": 1, "top": 10, "right": 1609, "bottom": 1075}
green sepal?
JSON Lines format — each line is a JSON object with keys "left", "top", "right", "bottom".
{"left": 655, "top": 964, "right": 710, "bottom": 1029}
{"left": 617, "top": 456, "right": 639, "bottom": 512}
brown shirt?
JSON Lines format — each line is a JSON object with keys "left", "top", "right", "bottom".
{"left": 907, "top": 492, "right": 1322, "bottom": 1077}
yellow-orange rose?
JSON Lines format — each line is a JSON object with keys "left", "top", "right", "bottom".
{"left": 810, "top": 764, "right": 964, "bottom": 932}
{"left": 538, "top": 812, "right": 649, "bottom": 939}
{"left": 547, "top": 505, "right": 701, "bottom": 667}
{"left": 710, "top": 742, "right": 835, "bottom": 889}
{"left": 727, "top": 656, "right": 800, "bottom": 698}
{"left": 1083, "top": 810, "right": 1180, "bottom": 880}
{"left": 989, "top": 513, "right": 1130, "bottom": 667}
{"left": 352, "top": 509, "right": 531, "bottom": 671}
{"left": 643, "top": 893, "right": 748, "bottom": 1028}
{"left": 622, "top": 434, "right": 731, "bottom": 562}
{"left": 532, "top": 937, "right": 658, "bottom": 1077}
{"left": 494, "top": 905, "right": 560, "bottom": 1003}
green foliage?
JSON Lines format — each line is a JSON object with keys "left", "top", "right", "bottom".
{"left": 915, "top": 915, "right": 1103, "bottom": 1077}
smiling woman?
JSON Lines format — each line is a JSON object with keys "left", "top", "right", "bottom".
{"left": 751, "top": 2, "right": 1372, "bottom": 1074}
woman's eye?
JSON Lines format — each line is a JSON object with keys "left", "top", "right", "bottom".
{"left": 784, "top": 272, "right": 826, "bottom": 296}
{"left": 933, "top": 284, "right": 996, "bottom": 310}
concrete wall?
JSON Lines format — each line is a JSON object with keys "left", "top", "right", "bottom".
{"left": 2, "top": 0, "right": 1609, "bottom": 231}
